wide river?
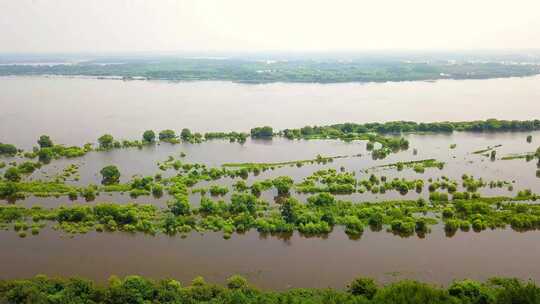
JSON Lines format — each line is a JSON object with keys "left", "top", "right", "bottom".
{"left": 1, "top": 75, "right": 540, "bottom": 148}
{"left": 1, "top": 75, "right": 540, "bottom": 289}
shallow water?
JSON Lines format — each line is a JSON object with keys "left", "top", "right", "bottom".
{"left": 8, "top": 130, "right": 540, "bottom": 208}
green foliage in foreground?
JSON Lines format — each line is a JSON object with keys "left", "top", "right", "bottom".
{"left": 1, "top": 274, "right": 539, "bottom": 304}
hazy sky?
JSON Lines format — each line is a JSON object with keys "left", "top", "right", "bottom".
{"left": 1, "top": 0, "right": 540, "bottom": 53}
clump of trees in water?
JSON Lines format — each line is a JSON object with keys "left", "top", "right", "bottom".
{"left": 7, "top": 118, "right": 540, "bottom": 163}
{"left": 0, "top": 143, "right": 18, "bottom": 156}
{"left": 142, "top": 130, "right": 156, "bottom": 143}
{"left": 159, "top": 129, "right": 179, "bottom": 143}
{"left": 0, "top": 274, "right": 539, "bottom": 304}
{"left": 100, "top": 165, "right": 121, "bottom": 185}
{"left": 37, "top": 135, "right": 53, "bottom": 148}
{"left": 155, "top": 129, "right": 203, "bottom": 144}
{"left": 98, "top": 134, "right": 115, "bottom": 149}
{"left": 250, "top": 126, "right": 273, "bottom": 138}
{"left": 283, "top": 119, "right": 540, "bottom": 137}
{"left": 204, "top": 131, "right": 248, "bottom": 143}
{"left": 1, "top": 186, "right": 539, "bottom": 239}
{"left": 0, "top": 152, "right": 521, "bottom": 205}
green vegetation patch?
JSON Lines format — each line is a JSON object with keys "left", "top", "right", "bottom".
{"left": 222, "top": 154, "right": 348, "bottom": 169}
{"left": 472, "top": 144, "right": 502, "bottom": 154}
{"left": 377, "top": 159, "right": 445, "bottom": 171}
{"left": 1, "top": 274, "right": 539, "bottom": 304}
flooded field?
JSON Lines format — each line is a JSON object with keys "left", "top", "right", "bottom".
{"left": 5, "top": 131, "right": 540, "bottom": 207}
{"left": 1, "top": 76, "right": 540, "bottom": 289}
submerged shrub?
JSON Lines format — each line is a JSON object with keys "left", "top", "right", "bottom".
{"left": 307, "top": 193, "right": 336, "bottom": 206}
{"left": 98, "top": 134, "right": 114, "bottom": 149}
{"left": 272, "top": 176, "right": 294, "bottom": 195}
{"left": 100, "top": 165, "right": 121, "bottom": 185}
{"left": 348, "top": 277, "right": 378, "bottom": 299}
{"left": 142, "top": 130, "right": 156, "bottom": 143}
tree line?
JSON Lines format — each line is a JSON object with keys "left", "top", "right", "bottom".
{"left": 1, "top": 274, "right": 539, "bottom": 304}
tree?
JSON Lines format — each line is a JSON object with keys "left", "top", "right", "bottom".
{"left": 448, "top": 279, "right": 493, "bottom": 303}
{"left": 227, "top": 275, "right": 248, "bottom": 290}
{"left": 152, "top": 184, "right": 163, "bottom": 197}
{"left": 272, "top": 176, "right": 294, "bottom": 195}
{"left": 168, "top": 195, "right": 190, "bottom": 216}
{"left": 0, "top": 143, "right": 17, "bottom": 155}
{"left": 348, "top": 277, "right": 378, "bottom": 299}
{"left": 142, "top": 130, "right": 156, "bottom": 143}
{"left": 159, "top": 129, "right": 177, "bottom": 141}
{"left": 0, "top": 181, "right": 18, "bottom": 198}
{"left": 230, "top": 193, "right": 257, "bottom": 215}
{"left": 250, "top": 126, "right": 273, "bottom": 138}
{"left": 100, "top": 165, "right": 121, "bottom": 185}
{"left": 37, "top": 148, "right": 54, "bottom": 163}
{"left": 181, "top": 128, "right": 192, "bottom": 140}
{"left": 280, "top": 197, "right": 298, "bottom": 223}
{"left": 4, "top": 167, "right": 21, "bottom": 182}
{"left": 98, "top": 134, "right": 114, "bottom": 149}
{"left": 107, "top": 275, "right": 155, "bottom": 304}
{"left": 373, "top": 280, "right": 454, "bottom": 303}
{"left": 37, "top": 135, "right": 53, "bottom": 148}
{"left": 308, "top": 193, "right": 336, "bottom": 206}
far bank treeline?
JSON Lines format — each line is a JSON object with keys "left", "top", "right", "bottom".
{"left": 2, "top": 57, "right": 540, "bottom": 83}
{"left": 2, "top": 119, "right": 540, "bottom": 160}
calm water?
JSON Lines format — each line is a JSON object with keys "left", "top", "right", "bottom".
{"left": 1, "top": 76, "right": 540, "bottom": 288}
{"left": 2, "top": 227, "right": 540, "bottom": 289}
{"left": 1, "top": 75, "right": 540, "bottom": 148}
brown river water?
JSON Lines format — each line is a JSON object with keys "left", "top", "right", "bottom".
{"left": 1, "top": 76, "right": 540, "bottom": 289}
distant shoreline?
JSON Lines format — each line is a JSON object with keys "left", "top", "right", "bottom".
{"left": 1, "top": 58, "right": 539, "bottom": 84}
{"left": 1, "top": 72, "right": 539, "bottom": 85}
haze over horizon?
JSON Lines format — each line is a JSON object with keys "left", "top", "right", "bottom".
{"left": 1, "top": 0, "right": 540, "bottom": 54}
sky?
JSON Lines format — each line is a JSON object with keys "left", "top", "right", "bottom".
{"left": 1, "top": 0, "right": 540, "bottom": 53}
